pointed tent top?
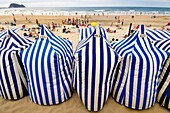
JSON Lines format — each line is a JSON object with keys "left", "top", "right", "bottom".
{"left": 0, "top": 28, "right": 33, "bottom": 50}
{"left": 139, "top": 24, "right": 146, "bottom": 38}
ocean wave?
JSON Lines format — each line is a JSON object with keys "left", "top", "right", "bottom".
{"left": 94, "top": 10, "right": 105, "bottom": 12}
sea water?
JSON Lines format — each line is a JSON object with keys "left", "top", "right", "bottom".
{"left": 0, "top": 7, "right": 170, "bottom": 16}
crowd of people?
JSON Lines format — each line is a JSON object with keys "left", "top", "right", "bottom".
{"left": 62, "top": 17, "right": 89, "bottom": 27}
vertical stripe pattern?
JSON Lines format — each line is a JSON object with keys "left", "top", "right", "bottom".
{"left": 157, "top": 57, "right": 170, "bottom": 109}
{"left": 20, "top": 25, "right": 73, "bottom": 105}
{"left": 79, "top": 27, "right": 95, "bottom": 41}
{"left": 153, "top": 37, "right": 170, "bottom": 109}
{"left": 0, "top": 29, "right": 33, "bottom": 100}
{"left": 73, "top": 27, "right": 121, "bottom": 111}
{"left": 111, "top": 27, "right": 169, "bottom": 109}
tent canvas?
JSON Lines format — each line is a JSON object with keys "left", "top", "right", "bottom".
{"left": 153, "top": 38, "right": 170, "bottom": 109}
{"left": 0, "top": 29, "right": 33, "bottom": 100}
{"left": 20, "top": 25, "right": 73, "bottom": 105}
{"left": 111, "top": 25, "right": 169, "bottom": 109}
{"left": 73, "top": 27, "right": 121, "bottom": 111}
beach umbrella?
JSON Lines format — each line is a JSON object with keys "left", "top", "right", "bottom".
{"left": 73, "top": 27, "right": 121, "bottom": 111}
{"left": 20, "top": 25, "right": 73, "bottom": 105}
{"left": 111, "top": 25, "right": 169, "bottom": 109}
{"left": 152, "top": 39, "right": 170, "bottom": 109}
{"left": 0, "top": 29, "right": 33, "bottom": 100}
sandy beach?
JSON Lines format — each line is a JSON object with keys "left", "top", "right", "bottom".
{"left": 0, "top": 14, "right": 170, "bottom": 49}
{"left": 0, "top": 14, "right": 170, "bottom": 113}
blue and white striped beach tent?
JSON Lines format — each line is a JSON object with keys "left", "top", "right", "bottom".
{"left": 0, "top": 29, "right": 33, "bottom": 100}
{"left": 157, "top": 57, "right": 170, "bottom": 109}
{"left": 146, "top": 29, "right": 170, "bottom": 41}
{"left": 79, "top": 27, "right": 108, "bottom": 41}
{"left": 153, "top": 39, "right": 170, "bottom": 109}
{"left": 20, "top": 25, "right": 73, "bottom": 105}
{"left": 153, "top": 39, "right": 170, "bottom": 52}
{"left": 0, "top": 30, "right": 6, "bottom": 45}
{"left": 0, "top": 28, "right": 21, "bottom": 44}
{"left": 111, "top": 25, "right": 169, "bottom": 109}
{"left": 73, "top": 27, "right": 121, "bottom": 111}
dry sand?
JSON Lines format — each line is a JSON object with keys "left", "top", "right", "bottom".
{"left": 0, "top": 92, "right": 169, "bottom": 113}
{"left": 0, "top": 14, "right": 170, "bottom": 113}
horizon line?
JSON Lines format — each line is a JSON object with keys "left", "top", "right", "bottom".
{"left": 0, "top": 6, "right": 170, "bottom": 8}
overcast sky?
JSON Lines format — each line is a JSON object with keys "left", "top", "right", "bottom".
{"left": 0, "top": 0, "right": 170, "bottom": 7}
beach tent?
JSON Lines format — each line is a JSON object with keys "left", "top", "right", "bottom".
{"left": 20, "top": 25, "right": 73, "bottom": 105}
{"left": 153, "top": 39, "right": 170, "bottom": 52}
{"left": 73, "top": 27, "right": 121, "bottom": 111}
{"left": 111, "top": 25, "right": 169, "bottom": 109}
{"left": 79, "top": 27, "right": 108, "bottom": 41}
{"left": 157, "top": 57, "right": 170, "bottom": 109}
{"left": 112, "top": 30, "right": 139, "bottom": 56}
{"left": 146, "top": 29, "right": 170, "bottom": 41}
{"left": 153, "top": 39, "right": 170, "bottom": 109}
{"left": 0, "top": 29, "right": 33, "bottom": 100}
{"left": 0, "top": 28, "right": 21, "bottom": 44}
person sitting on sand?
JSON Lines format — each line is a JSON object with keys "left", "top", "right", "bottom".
{"left": 135, "top": 25, "right": 140, "bottom": 29}
{"left": 76, "top": 24, "right": 79, "bottom": 28}
{"left": 106, "top": 28, "right": 116, "bottom": 33}
{"left": 166, "top": 22, "right": 170, "bottom": 26}
{"left": 24, "top": 33, "right": 29, "bottom": 38}
{"left": 0, "top": 27, "right": 5, "bottom": 31}
{"left": 66, "top": 28, "right": 71, "bottom": 33}
{"left": 63, "top": 26, "right": 66, "bottom": 33}
{"left": 147, "top": 24, "right": 152, "bottom": 27}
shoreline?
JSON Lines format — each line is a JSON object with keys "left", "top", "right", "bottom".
{"left": 0, "top": 7, "right": 170, "bottom": 16}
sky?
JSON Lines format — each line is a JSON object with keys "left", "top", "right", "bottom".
{"left": 0, "top": 0, "right": 170, "bottom": 7}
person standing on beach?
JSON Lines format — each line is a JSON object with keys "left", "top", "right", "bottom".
{"left": 121, "top": 19, "right": 124, "bottom": 27}
{"left": 13, "top": 17, "right": 16, "bottom": 23}
{"left": 47, "top": 22, "right": 51, "bottom": 30}
{"left": 36, "top": 19, "right": 39, "bottom": 25}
